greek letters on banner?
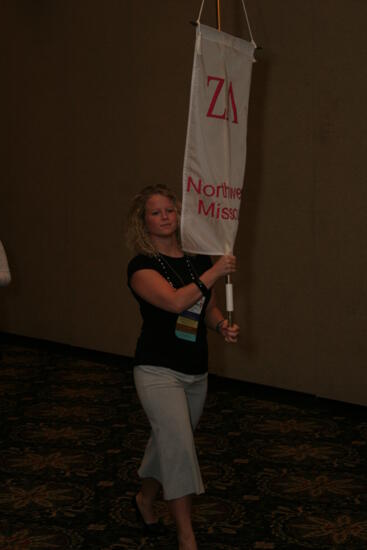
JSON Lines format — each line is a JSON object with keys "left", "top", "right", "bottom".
{"left": 181, "top": 24, "right": 255, "bottom": 255}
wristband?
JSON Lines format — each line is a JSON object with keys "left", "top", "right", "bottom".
{"left": 194, "top": 278, "right": 209, "bottom": 297}
{"left": 216, "top": 319, "right": 225, "bottom": 333}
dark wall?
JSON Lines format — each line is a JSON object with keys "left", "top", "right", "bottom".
{"left": 1, "top": 1, "right": 367, "bottom": 405}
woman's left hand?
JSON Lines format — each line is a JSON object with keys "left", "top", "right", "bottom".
{"left": 219, "top": 320, "right": 240, "bottom": 343}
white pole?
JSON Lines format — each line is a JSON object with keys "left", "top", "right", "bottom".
{"left": 225, "top": 274, "right": 234, "bottom": 326}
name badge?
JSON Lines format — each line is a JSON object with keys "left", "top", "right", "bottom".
{"left": 175, "top": 296, "right": 205, "bottom": 343}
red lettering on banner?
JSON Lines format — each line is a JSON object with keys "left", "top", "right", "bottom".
{"left": 187, "top": 176, "right": 202, "bottom": 194}
{"left": 222, "top": 207, "right": 229, "bottom": 220}
{"left": 198, "top": 199, "right": 215, "bottom": 217}
{"left": 187, "top": 176, "right": 241, "bottom": 200}
{"left": 206, "top": 77, "right": 226, "bottom": 120}
{"left": 203, "top": 184, "right": 215, "bottom": 197}
{"left": 228, "top": 82, "right": 238, "bottom": 124}
{"left": 206, "top": 76, "right": 239, "bottom": 124}
{"left": 197, "top": 200, "right": 239, "bottom": 220}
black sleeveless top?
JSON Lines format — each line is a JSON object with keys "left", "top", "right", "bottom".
{"left": 127, "top": 253, "right": 212, "bottom": 375}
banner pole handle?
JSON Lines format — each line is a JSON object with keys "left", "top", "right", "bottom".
{"left": 225, "top": 274, "right": 233, "bottom": 327}
{"left": 216, "top": 0, "right": 221, "bottom": 31}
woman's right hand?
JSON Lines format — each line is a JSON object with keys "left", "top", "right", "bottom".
{"left": 212, "top": 255, "right": 237, "bottom": 278}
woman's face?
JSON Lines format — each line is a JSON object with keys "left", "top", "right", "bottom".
{"left": 144, "top": 194, "right": 178, "bottom": 238}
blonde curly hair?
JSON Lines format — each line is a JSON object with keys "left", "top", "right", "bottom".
{"left": 127, "top": 185, "right": 181, "bottom": 256}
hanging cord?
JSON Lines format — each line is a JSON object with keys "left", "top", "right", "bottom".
{"left": 195, "top": 0, "right": 258, "bottom": 47}
{"left": 241, "top": 0, "right": 257, "bottom": 47}
{"left": 196, "top": 0, "right": 205, "bottom": 23}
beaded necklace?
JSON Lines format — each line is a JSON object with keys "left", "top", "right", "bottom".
{"left": 156, "top": 253, "right": 206, "bottom": 343}
{"left": 155, "top": 253, "right": 199, "bottom": 289}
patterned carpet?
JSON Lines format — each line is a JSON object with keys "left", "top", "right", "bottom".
{"left": 0, "top": 334, "right": 367, "bottom": 549}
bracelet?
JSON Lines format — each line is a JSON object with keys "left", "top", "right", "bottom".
{"left": 216, "top": 319, "right": 225, "bottom": 333}
{"left": 194, "top": 277, "right": 209, "bottom": 297}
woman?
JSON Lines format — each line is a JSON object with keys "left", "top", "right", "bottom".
{"left": 127, "top": 184, "right": 240, "bottom": 550}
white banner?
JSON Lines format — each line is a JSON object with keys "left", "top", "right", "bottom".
{"left": 181, "top": 24, "right": 255, "bottom": 255}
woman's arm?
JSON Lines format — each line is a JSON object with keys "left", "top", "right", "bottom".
{"left": 130, "top": 255, "right": 236, "bottom": 314}
{"left": 0, "top": 241, "right": 11, "bottom": 287}
{"left": 205, "top": 289, "right": 240, "bottom": 343}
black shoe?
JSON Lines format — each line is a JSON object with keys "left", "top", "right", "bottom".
{"left": 132, "top": 495, "right": 165, "bottom": 536}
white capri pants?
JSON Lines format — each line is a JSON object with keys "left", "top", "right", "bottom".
{"left": 133, "top": 365, "right": 208, "bottom": 501}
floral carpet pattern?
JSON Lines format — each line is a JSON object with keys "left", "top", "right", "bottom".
{"left": 0, "top": 335, "right": 366, "bottom": 549}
